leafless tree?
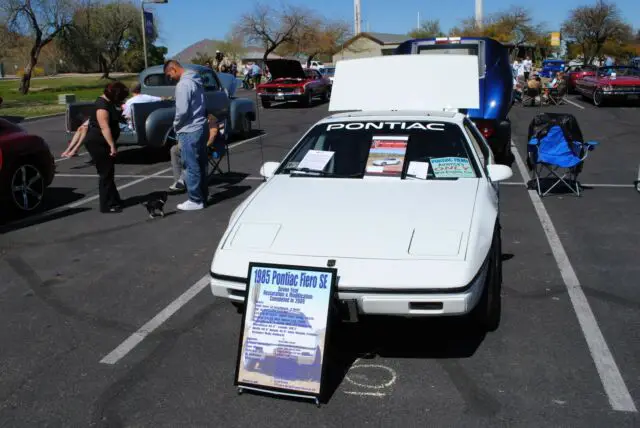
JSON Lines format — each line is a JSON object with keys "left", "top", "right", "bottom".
{"left": 562, "top": 0, "right": 633, "bottom": 65}
{"left": 0, "top": 22, "right": 17, "bottom": 61}
{"left": 235, "top": 3, "right": 308, "bottom": 61}
{"left": 3, "top": 0, "right": 75, "bottom": 93}
{"left": 279, "top": 16, "right": 351, "bottom": 66}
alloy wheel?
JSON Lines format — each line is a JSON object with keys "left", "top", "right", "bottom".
{"left": 11, "top": 164, "right": 44, "bottom": 212}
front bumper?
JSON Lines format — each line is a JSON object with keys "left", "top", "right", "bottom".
{"left": 210, "top": 267, "right": 487, "bottom": 317}
{"left": 258, "top": 92, "right": 304, "bottom": 102}
{"left": 602, "top": 90, "right": 640, "bottom": 98}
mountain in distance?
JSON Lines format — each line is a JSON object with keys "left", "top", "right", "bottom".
{"left": 171, "top": 39, "right": 224, "bottom": 62}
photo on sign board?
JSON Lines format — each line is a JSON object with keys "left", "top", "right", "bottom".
{"left": 235, "top": 263, "right": 337, "bottom": 400}
{"left": 365, "top": 135, "right": 408, "bottom": 176}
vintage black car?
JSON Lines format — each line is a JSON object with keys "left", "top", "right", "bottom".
{"left": 65, "top": 64, "right": 257, "bottom": 148}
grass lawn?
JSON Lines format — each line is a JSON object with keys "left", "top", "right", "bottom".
{"left": 0, "top": 75, "right": 138, "bottom": 119}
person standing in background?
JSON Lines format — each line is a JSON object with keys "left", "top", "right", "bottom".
{"left": 83, "top": 82, "right": 129, "bottom": 213}
{"left": 523, "top": 56, "right": 532, "bottom": 81}
{"left": 164, "top": 60, "right": 209, "bottom": 211}
{"left": 251, "top": 62, "right": 262, "bottom": 88}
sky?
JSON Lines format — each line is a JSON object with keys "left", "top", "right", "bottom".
{"left": 148, "top": 0, "right": 640, "bottom": 57}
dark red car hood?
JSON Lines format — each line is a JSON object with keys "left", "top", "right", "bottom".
{"left": 265, "top": 59, "right": 306, "bottom": 79}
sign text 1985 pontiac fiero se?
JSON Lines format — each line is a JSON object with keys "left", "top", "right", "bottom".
{"left": 210, "top": 55, "right": 513, "bottom": 332}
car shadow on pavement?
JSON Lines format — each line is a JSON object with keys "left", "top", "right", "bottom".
{"left": 0, "top": 187, "right": 87, "bottom": 232}
{"left": 0, "top": 115, "right": 25, "bottom": 123}
{"left": 320, "top": 315, "right": 486, "bottom": 403}
{"left": 207, "top": 172, "right": 250, "bottom": 186}
{"left": 115, "top": 147, "right": 170, "bottom": 165}
{"left": 208, "top": 185, "right": 252, "bottom": 205}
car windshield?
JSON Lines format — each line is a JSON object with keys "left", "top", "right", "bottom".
{"left": 598, "top": 67, "right": 640, "bottom": 77}
{"left": 277, "top": 121, "right": 480, "bottom": 180}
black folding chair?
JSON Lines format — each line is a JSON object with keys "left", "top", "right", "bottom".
{"left": 207, "top": 121, "right": 231, "bottom": 181}
{"left": 547, "top": 82, "right": 568, "bottom": 105}
{"left": 522, "top": 87, "right": 542, "bottom": 107}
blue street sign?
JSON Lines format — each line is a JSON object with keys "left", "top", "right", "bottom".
{"left": 144, "top": 11, "right": 154, "bottom": 38}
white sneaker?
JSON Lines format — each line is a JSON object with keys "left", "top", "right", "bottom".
{"left": 177, "top": 200, "right": 204, "bottom": 211}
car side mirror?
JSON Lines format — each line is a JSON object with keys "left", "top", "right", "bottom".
{"left": 486, "top": 164, "right": 513, "bottom": 182}
{"left": 260, "top": 161, "right": 280, "bottom": 178}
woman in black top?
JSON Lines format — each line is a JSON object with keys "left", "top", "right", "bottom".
{"left": 84, "top": 82, "right": 129, "bottom": 213}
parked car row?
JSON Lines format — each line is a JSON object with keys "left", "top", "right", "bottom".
{"left": 571, "top": 65, "right": 640, "bottom": 107}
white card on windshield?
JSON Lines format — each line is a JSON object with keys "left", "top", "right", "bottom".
{"left": 297, "top": 150, "right": 335, "bottom": 171}
{"left": 407, "top": 161, "right": 429, "bottom": 179}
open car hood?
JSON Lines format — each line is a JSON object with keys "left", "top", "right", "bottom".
{"left": 223, "top": 177, "right": 480, "bottom": 261}
{"left": 266, "top": 59, "right": 306, "bottom": 80}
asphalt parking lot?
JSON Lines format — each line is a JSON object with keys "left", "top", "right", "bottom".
{"left": 1, "top": 92, "right": 639, "bottom": 427}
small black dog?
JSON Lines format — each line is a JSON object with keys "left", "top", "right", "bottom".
{"left": 142, "top": 192, "right": 168, "bottom": 218}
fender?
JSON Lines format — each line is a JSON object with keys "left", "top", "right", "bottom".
{"left": 145, "top": 107, "right": 176, "bottom": 147}
{"left": 229, "top": 98, "right": 257, "bottom": 135}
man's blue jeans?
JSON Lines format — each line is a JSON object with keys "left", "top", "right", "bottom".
{"left": 178, "top": 125, "right": 208, "bottom": 204}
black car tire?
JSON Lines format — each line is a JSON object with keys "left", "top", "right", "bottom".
{"left": 300, "top": 91, "right": 313, "bottom": 107}
{"left": 6, "top": 159, "right": 46, "bottom": 214}
{"left": 593, "top": 89, "right": 605, "bottom": 107}
{"left": 470, "top": 227, "right": 502, "bottom": 332}
{"left": 261, "top": 99, "right": 271, "bottom": 109}
{"left": 239, "top": 113, "right": 252, "bottom": 139}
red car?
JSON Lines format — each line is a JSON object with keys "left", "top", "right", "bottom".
{"left": 564, "top": 64, "right": 597, "bottom": 94}
{"left": 575, "top": 65, "right": 640, "bottom": 106}
{"left": 257, "top": 59, "right": 332, "bottom": 108}
{"left": 0, "top": 118, "right": 55, "bottom": 215}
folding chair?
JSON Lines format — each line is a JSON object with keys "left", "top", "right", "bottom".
{"left": 207, "top": 127, "right": 231, "bottom": 180}
{"left": 547, "top": 82, "right": 567, "bottom": 105}
{"left": 526, "top": 113, "right": 598, "bottom": 197}
{"left": 522, "top": 87, "right": 542, "bottom": 107}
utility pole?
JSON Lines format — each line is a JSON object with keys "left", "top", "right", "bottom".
{"left": 475, "top": 0, "right": 483, "bottom": 29}
{"left": 354, "top": 0, "right": 361, "bottom": 35}
{"left": 417, "top": 12, "right": 420, "bottom": 29}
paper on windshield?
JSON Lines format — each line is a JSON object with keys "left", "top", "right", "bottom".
{"left": 297, "top": 150, "right": 335, "bottom": 171}
{"left": 407, "top": 161, "right": 430, "bottom": 180}
{"left": 365, "top": 136, "right": 408, "bottom": 177}
{"left": 430, "top": 157, "right": 475, "bottom": 178}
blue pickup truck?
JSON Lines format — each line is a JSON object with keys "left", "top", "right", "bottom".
{"left": 394, "top": 36, "right": 514, "bottom": 166}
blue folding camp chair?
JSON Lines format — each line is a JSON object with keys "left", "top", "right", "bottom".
{"left": 527, "top": 113, "right": 598, "bottom": 197}
{"left": 207, "top": 121, "right": 231, "bottom": 180}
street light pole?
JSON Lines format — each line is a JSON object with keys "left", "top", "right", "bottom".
{"left": 141, "top": 1, "right": 148, "bottom": 69}
{"left": 141, "top": 0, "right": 168, "bottom": 69}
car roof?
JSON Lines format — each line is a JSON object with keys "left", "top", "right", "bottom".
{"left": 319, "top": 110, "right": 465, "bottom": 124}
{"left": 142, "top": 63, "right": 212, "bottom": 75}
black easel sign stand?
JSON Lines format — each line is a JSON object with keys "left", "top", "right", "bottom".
{"left": 234, "top": 262, "right": 338, "bottom": 406}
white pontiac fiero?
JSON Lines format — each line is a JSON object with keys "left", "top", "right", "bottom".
{"left": 210, "top": 110, "right": 513, "bottom": 331}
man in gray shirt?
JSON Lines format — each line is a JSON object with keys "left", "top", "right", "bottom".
{"left": 164, "top": 60, "right": 208, "bottom": 211}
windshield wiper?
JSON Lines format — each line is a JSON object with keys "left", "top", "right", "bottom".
{"left": 285, "top": 167, "right": 360, "bottom": 178}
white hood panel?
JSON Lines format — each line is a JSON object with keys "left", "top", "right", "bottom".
{"left": 224, "top": 176, "right": 479, "bottom": 261}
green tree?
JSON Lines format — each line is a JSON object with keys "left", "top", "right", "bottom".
{"left": 59, "top": 1, "right": 146, "bottom": 78}
{"left": 409, "top": 19, "right": 444, "bottom": 39}
{"left": 562, "top": 0, "right": 633, "bottom": 65}
{"left": 190, "top": 51, "right": 214, "bottom": 65}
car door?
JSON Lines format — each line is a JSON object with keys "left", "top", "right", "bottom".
{"left": 199, "top": 69, "right": 230, "bottom": 121}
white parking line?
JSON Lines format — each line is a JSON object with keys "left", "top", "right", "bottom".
{"left": 52, "top": 133, "right": 265, "bottom": 164}
{"left": 55, "top": 152, "right": 89, "bottom": 163}
{"left": 100, "top": 275, "right": 210, "bottom": 365}
{"left": 563, "top": 98, "right": 586, "bottom": 110}
{"left": 501, "top": 181, "right": 635, "bottom": 188}
{"left": 55, "top": 174, "right": 264, "bottom": 180}
{"left": 511, "top": 141, "right": 637, "bottom": 413}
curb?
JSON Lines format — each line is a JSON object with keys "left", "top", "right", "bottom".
{"left": 22, "top": 112, "right": 66, "bottom": 122}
